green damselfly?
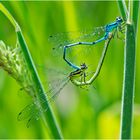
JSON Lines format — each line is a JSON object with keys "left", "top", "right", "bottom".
{"left": 17, "top": 63, "right": 88, "bottom": 127}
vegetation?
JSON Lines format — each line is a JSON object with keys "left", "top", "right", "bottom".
{"left": 0, "top": 1, "right": 139, "bottom": 139}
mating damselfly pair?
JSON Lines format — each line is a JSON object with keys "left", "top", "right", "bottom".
{"left": 18, "top": 17, "right": 125, "bottom": 127}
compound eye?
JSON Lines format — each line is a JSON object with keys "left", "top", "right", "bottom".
{"left": 117, "top": 16, "right": 122, "bottom": 21}
{"left": 116, "top": 17, "right": 123, "bottom": 23}
{"left": 80, "top": 63, "right": 87, "bottom": 69}
{"left": 116, "top": 17, "right": 119, "bottom": 20}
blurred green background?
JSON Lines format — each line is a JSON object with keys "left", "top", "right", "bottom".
{"left": 0, "top": 1, "right": 140, "bottom": 139}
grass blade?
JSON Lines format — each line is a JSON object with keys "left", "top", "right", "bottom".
{"left": 117, "top": 0, "right": 128, "bottom": 20}
{"left": 118, "top": 0, "right": 139, "bottom": 138}
{"left": 0, "top": 3, "right": 62, "bottom": 139}
{"left": 120, "top": 23, "right": 135, "bottom": 139}
{"left": 132, "top": 1, "right": 140, "bottom": 35}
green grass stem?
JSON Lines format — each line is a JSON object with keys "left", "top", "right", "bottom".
{"left": 0, "top": 3, "right": 62, "bottom": 139}
{"left": 118, "top": 0, "right": 139, "bottom": 139}
{"left": 117, "top": 0, "right": 128, "bottom": 20}
{"left": 120, "top": 23, "right": 135, "bottom": 139}
{"left": 132, "top": 1, "right": 139, "bottom": 35}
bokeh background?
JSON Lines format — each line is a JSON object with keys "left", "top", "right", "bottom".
{"left": 0, "top": 1, "right": 140, "bottom": 139}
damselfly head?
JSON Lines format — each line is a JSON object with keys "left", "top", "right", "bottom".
{"left": 116, "top": 17, "right": 123, "bottom": 23}
{"left": 80, "top": 63, "right": 88, "bottom": 70}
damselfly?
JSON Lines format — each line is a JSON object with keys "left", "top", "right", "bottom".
{"left": 62, "top": 17, "right": 125, "bottom": 70}
{"left": 17, "top": 63, "right": 88, "bottom": 127}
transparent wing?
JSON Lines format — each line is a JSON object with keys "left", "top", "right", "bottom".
{"left": 47, "top": 77, "right": 69, "bottom": 101}
{"left": 17, "top": 102, "right": 41, "bottom": 128}
{"left": 17, "top": 76, "right": 70, "bottom": 127}
{"left": 49, "top": 26, "right": 105, "bottom": 51}
{"left": 46, "top": 77, "right": 69, "bottom": 101}
{"left": 17, "top": 103, "right": 35, "bottom": 121}
{"left": 36, "top": 64, "right": 70, "bottom": 79}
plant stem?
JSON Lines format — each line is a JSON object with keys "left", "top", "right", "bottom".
{"left": 120, "top": 23, "right": 135, "bottom": 139}
{"left": 132, "top": 1, "right": 139, "bottom": 35}
{"left": 117, "top": 0, "right": 128, "bottom": 20}
{"left": 0, "top": 3, "right": 17, "bottom": 28}
{"left": 17, "top": 31, "right": 62, "bottom": 138}
{"left": 119, "top": 1, "right": 139, "bottom": 139}
{"left": 0, "top": 3, "right": 62, "bottom": 139}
